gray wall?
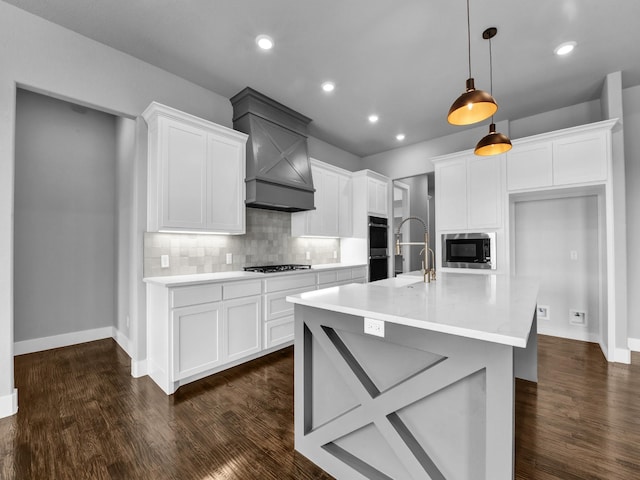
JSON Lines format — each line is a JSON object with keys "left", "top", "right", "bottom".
{"left": 14, "top": 89, "right": 117, "bottom": 341}
{"left": 116, "top": 117, "right": 137, "bottom": 342}
{"left": 514, "top": 196, "right": 601, "bottom": 340}
{"left": 623, "top": 85, "right": 640, "bottom": 339}
{"left": 308, "top": 135, "right": 363, "bottom": 172}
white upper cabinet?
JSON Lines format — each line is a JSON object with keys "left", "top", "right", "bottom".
{"left": 434, "top": 153, "right": 504, "bottom": 231}
{"left": 506, "top": 142, "right": 553, "bottom": 191}
{"left": 507, "top": 120, "right": 614, "bottom": 192}
{"left": 143, "top": 102, "right": 248, "bottom": 234}
{"left": 291, "top": 159, "right": 352, "bottom": 237}
{"left": 367, "top": 176, "right": 389, "bottom": 217}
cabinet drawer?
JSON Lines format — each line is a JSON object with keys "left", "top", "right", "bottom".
{"left": 171, "top": 284, "right": 222, "bottom": 308}
{"left": 264, "top": 286, "right": 314, "bottom": 321}
{"left": 264, "top": 273, "right": 316, "bottom": 293}
{"left": 264, "top": 316, "right": 294, "bottom": 349}
{"left": 317, "top": 270, "right": 338, "bottom": 285}
{"left": 223, "top": 280, "right": 262, "bottom": 300}
{"left": 351, "top": 266, "right": 367, "bottom": 280}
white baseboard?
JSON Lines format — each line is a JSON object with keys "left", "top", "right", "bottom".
{"left": 113, "top": 328, "right": 132, "bottom": 357}
{"left": 0, "top": 389, "right": 18, "bottom": 419}
{"left": 628, "top": 337, "right": 640, "bottom": 352}
{"left": 131, "top": 359, "right": 148, "bottom": 378}
{"left": 614, "top": 347, "right": 631, "bottom": 364}
{"left": 537, "top": 326, "right": 599, "bottom": 343}
{"left": 14, "top": 326, "right": 114, "bottom": 356}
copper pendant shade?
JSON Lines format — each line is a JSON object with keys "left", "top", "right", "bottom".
{"left": 447, "top": 0, "right": 497, "bottom": 126}
{"left": 474, "top": 27, "right": 512, "bottom": 156}
{"left": 475, "top": 123, "right": 512, "bottom": 156}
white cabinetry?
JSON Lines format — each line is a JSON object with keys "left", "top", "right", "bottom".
{"left": 263, "top": 273, "right": 316, "bottom": 349}
{"left": 367, "top": 177, "right": 389, "bottom": 217}
{"left": 434, "top": 153, "right": 504, "bottom": 231}
{"left": 507, "top": 122, "right": 611, "bottom": 192}
{"left": 143, "top": 102, "right": 248, "bottom": 234}
{"left": 172, "top": 302, "right": 222, "bottom": 380}
{"left": 291, "top": 159, "right": 352, "bottom": 237}
{"left": 351, "top": 170, "right": 390, "bottom": 238}
{"left": 147, "top": 279, "right": 262, "bottom": 394}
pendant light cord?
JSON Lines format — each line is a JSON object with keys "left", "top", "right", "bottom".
{"left": 489, "top": 34, "right": 494, "bottom": 123}
{"left": 466, "top": 0, "right": 471, "bottom": 78}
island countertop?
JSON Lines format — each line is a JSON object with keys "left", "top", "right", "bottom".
{"left": 287, "top": 272, "right": 539, "bottom": 348}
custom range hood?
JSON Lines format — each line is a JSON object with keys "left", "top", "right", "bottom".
{"left": 230, "top": 87, "right": 315, "bottom": 212}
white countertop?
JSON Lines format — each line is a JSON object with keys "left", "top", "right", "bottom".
{"left": 143, "top": 263, "right": 366, "bottom": 287}
{"left": 287, "top": 272, "right": 539, "bottom": 348}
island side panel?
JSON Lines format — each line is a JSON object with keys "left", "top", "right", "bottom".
{"left": 514, "top": 308, "right": 538, "bottom": 383}
{"left": 294, "top": 304, "right": 517, "bottom": 480}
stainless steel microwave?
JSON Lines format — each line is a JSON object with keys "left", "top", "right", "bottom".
{"left": 442, "top": 232, "right": 496, "bottom": 270}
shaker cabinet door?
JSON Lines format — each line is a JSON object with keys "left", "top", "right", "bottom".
{"left": 172, "top": 302, "right": 222, "bottom": 380}
{"left": 161, "top": 120, "right": 208, "bottom": 230}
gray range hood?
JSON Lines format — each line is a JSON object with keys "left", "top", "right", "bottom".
{"left": 230, "top": 87, "right": 315, "bottom": 212}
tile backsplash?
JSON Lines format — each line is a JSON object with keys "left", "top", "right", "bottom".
{"left": 144, "top": 207, "right": 340, "bottom": 277}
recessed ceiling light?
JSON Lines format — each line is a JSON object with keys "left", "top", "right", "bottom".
{"left": 368, "top": 114, "right": 379, "bottom": 123}
{"left": 396, "top": 134, "right": 405, "bottom": 141}
{"left": 554, "top": 41, "right": 576, "bottom": 56}
{"left": 256, "top": 34, "right": 274, "bottom": 50}
{"left": 321, "top": 81, "right": 335, "bottom": 93}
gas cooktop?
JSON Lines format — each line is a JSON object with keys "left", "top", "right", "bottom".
{"left": 244, "top": 264, "right": 311, "bottom": 274}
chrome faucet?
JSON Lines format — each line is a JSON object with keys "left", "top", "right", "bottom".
{"left": 395, "top": 216, "right": 436, "bottom": 283}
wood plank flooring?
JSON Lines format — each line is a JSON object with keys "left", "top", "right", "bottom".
{"left": 0, "top": 335, "right": 639, "bottom": 479}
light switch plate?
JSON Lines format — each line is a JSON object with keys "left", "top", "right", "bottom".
{"left": 226, "top": 253, "right": 233, "bottom": 265}
{"left": 160, "top": 255, "right": 169, "bottom": 268}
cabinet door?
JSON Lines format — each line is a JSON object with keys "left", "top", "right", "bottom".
{"left": 338, "top": 174, "right": 353, "bottom": 237}
{"left": 208, "top": 134, "right": 245, "bottom": 233}
{"left": 367, "top": 178, "right": 388, "bottom": 216}
{"left": 161, "top": 119, "right": 208, "bottom": 230}
{"left": 435, "top": 159, "right": 467, "bottom": 230}
{"left": 467, "top": 155, "right": 503, "bottom": 229}
{"left": 553, "top": 131, "right": 608, "bottom": 185}
{"left": 506, "top": 142, "right": 553, "bottom": 191}
{"left": 223, "top": 296, "right": 262, "bottom": 363}
{"left": 321, "top": 170, "right": 340, "bottom": 237}
{"left": 172, "top": 302, "right": 222, "bottom": 380}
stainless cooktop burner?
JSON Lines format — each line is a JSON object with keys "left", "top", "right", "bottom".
{"left": 244, "top": 264, "right": 311, "bottom": 274}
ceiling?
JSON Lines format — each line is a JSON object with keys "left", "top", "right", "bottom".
{"left": 5, "top": 0, "right": 640, "bottom": 157}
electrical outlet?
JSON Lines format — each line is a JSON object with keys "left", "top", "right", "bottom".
{"left": 570, "top": 310, "right": 587, "bottom": 326}
{"left": 364, "top": 317, "right": 385, "bottom": 337}
{"left": 333, "top": 250, "right": 338, "bottom": 259}
{"left": 306, "top": 251, "right": 311, "bottom": 261}
{"left": 226, "top": 253, "right": 233, "bottom": 265}
{"left": 537, "top": 305, "right": 550, "bottom": 320}
{"left": 160, "top": 255, "right": 170, "bottom": 268}
{"left": 570, "top": 250, "right": 578, "bottom": 261}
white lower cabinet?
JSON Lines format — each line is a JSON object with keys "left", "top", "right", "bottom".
{"left": 146, "top": 266, "right": 367, "bottom": 394}
{"left": 223, "top": 296, "right": 262, "bottom": 363}
{"left": 263, "top": 274, "right": 316, "bottom": 349}
{"left": 172, "top": 302, "right": 222, "bottom": 381}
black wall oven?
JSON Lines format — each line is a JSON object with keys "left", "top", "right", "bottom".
{"left": 442, "top": 232, "right": 496, "bottom": 270}
{"left": 368, "top": 216, "right": 389, "bottom": 281}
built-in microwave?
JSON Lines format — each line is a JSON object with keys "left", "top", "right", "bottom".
{"left": 442, "top": 232, "right": 496, "bottom": 270}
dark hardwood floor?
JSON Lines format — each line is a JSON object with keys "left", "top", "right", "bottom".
{"left": 0, "top": 335, "right": 639, "bottom": 479}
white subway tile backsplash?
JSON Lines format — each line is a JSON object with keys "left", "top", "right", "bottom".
{"left": 144, "top": 207, "right": 341, "bottom": 277}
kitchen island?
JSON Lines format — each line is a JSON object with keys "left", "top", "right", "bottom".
{"left": 287, "top": 272, "right": 538, "bottom": 480}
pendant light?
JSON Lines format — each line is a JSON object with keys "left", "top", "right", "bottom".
{"left": 447, "top": 0, "right": 498, "bottom": 126}
{"left": 474, "top": 27, "right": 512, "bottom": 156}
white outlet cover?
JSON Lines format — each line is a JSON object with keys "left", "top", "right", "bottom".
{"left": 364, "top": 317, "right": 385, "bottom": 337}
{"left": 160, "top": 255, "right": 170, "bottom": 268}
{"left": 537, "top": 305, "right": 550, "bottom": 320}
{"left": 226, "top": 253, "right": 233, "bottom": 264}
{"left": 306, "top": 251, "right": 311, "bottom": 260}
